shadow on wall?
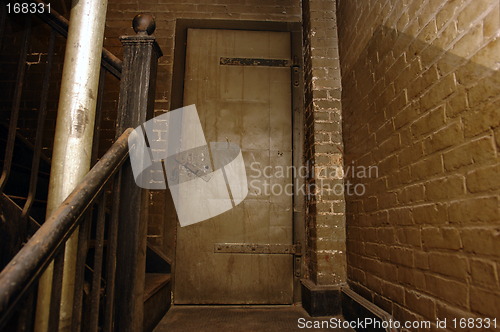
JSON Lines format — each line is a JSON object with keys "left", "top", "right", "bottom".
{"left": 341, "top": 24, "right": 499, "bottom": 321}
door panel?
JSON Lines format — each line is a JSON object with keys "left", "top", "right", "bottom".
{"left": 174, "top": 29, "right": 293, "bottom": 304}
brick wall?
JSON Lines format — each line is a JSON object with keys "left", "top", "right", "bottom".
{"left": 104, "top": 0, "right": 302, "bottom": 111}
{"left": 0, "top": 4, "right": 118, "bottom": 160}
{"left": 103, "top": 0, "right": 301, "bottom": 259}
{"left": 104, "top": 0, "right": 348, "bottom": 285}
{"left": 338, "top": 0, "right": 500, "bottom": 326}
{"left": 0, "top": 12, "right": 69, "bottom": 158}
{"left": 302, "top": 0, "right": 346, "bottom": 286}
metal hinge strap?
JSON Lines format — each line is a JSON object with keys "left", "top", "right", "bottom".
{"left": 214, "top": 243, "right": 302, "bottom": 255}
{"left": 220, "top": 57, "right": 291, "bottom": 67}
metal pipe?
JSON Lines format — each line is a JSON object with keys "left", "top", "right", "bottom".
{"left": 34, "top": 0, "right": 109, "bottom": 330}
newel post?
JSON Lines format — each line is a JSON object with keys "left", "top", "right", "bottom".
{"left": 114, "top": 14, "right": 162, "bottom": 332}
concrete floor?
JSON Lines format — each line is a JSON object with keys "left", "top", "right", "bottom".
{"left": 153, "top": 305, "right": 354, "bottom": 332}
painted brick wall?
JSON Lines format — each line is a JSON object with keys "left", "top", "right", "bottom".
{"left": 337, "top": 0, "right": 500, "bottom": 326}
{"left": 103, "top": 0, "right": 302, "bottom": 258}
{"left": 302, "top": 0, "right": 346, "bottom": 286}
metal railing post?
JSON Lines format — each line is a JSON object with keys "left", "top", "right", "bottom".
{"left": 34, "top": 0, "right": 109, "bottom": 331}
{"left": 114, "top": 14, "right": 162, "bottom": 332}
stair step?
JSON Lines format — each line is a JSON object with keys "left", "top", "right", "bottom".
{"left": 144, "top": 273, "right": 172, "bottom": 332}
{"left": 144, "top": 273, "right": 171, "bottom": 302}
{"left": 146, "top": 245, "right": 171, "bottom": 274}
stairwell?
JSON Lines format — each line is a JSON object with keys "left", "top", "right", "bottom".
{"left": 0, "top": 2, "right": 171, "bottom": 331}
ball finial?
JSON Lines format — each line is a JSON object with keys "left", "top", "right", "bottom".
{"left": 132, "top": 14, "right": 156, "bottom": 35}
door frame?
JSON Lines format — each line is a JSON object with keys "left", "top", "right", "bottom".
{"left": 170, "top": 19, "right": 305, "bottom": 303}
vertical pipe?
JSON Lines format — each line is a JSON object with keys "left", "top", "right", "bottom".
{"left": 34, "top": 0, "right": 108, "bottom": 331}
{"left": 47, "top": 248, "right": 65, "bottom": 332}
{"left": 70, "top": 212, "right": 91, "bottom": 332}
{"left": 91, "top": 69, "right": 106, "bottom": 166}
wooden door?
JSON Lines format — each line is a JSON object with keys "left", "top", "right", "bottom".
{"left": 174, "top": 29, "right": 293, "bottom": 304}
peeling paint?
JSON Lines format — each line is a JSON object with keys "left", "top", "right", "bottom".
{"left": 70, "top": 107, "right": 89, "bottom": 138}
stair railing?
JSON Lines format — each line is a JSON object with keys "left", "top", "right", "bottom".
{"left": 0, "top": 4, "right": 162, "bottom": 332}
{"left": 0, "top": 128, "right": 131, "bottom": 331}
{"left": 0, "top": 0, "right": 122, "bottom": 228}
